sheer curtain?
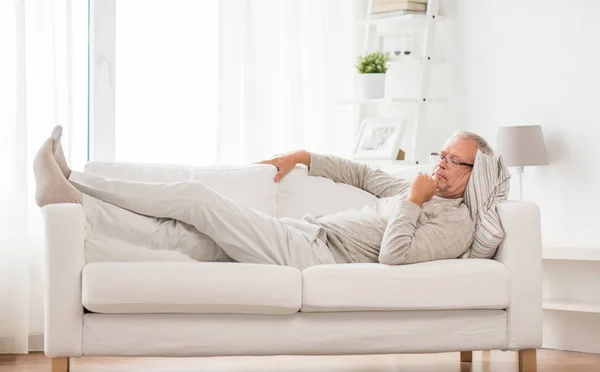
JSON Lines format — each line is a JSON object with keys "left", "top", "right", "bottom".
{"left": 0, "top": 0, "right": 356, "bottom": 353}
{"left": 219, "top": 0, "right": 358, "bottom": 164}
{"left": 111, "top": 0, "right": 358, "bottom": 165}
{"left": 0, "top": 0, "right": 86, "bottom": 354}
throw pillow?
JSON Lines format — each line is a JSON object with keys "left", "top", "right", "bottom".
{"left": 462, "top": 150, "right": 511, "bottom": 259}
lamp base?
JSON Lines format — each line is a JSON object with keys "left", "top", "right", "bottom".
{"left": 516, "top": 166, "right": 524, "bottom": 201}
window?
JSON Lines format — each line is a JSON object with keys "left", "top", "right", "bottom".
{"left": 90, "top": 0, "right": 219, "bottom": 165}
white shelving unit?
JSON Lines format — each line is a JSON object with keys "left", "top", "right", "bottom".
{"left": 542, "top": 246, "right": 600, "bottom": 314}
{"left": 352, "top": 0, "right": 441, "bottom": 167}
{"left": 542, "top": 246, "right": 600, "bottom": 354}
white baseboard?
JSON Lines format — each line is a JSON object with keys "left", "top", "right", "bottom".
{"left": 29, "top": 334, "right": 44, "bottom": 352}
{"left": 0, "top": 334, "right": 44, "bottom": 353}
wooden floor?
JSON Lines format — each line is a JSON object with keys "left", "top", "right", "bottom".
{"left": 2, "top": 350, "right": 600, "bottom": 372}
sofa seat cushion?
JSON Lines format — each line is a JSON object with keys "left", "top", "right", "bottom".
{"left": 82, "top": 262, "right": 302, "bottom": 315}
{"left": 301, "top": 259, "right": 510, "bottom": 312}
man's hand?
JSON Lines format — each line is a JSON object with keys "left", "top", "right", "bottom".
{"left": 407, "top": 173, "right": 439, "bottom": 207}
{"left": 256, "top": 150, "right": 310, "bottom": 183}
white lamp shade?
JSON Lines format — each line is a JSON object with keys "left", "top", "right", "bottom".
{"left": 496, "top": 125, "right": 549, "bottom": 167}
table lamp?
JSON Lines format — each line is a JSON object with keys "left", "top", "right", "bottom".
{"left": 496, "top": 125, "right": 549, "bottom": 200}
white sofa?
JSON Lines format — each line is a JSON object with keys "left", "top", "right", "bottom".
{"left": 42, "top": 161, "right": 542, "bottom": 372}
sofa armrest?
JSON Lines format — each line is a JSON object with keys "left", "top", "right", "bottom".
{"left": 42, "top": 204, "right": 86, "bottom": 357}
{"left": 494, "top": 201, "right": 542, "bottom": 350}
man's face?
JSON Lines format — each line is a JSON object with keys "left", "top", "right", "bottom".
{"left": 431, "top": 136, "right": 478, "bottom": 199}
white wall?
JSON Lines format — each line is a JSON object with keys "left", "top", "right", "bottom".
{"left": 456, "top": 0, "right": 600, "bottom": 247}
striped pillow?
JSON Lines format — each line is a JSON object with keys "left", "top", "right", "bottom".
{"left": 462, "top": 150, "right": 511, "bottom": 259}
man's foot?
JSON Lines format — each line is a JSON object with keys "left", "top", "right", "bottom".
{"left": 33, "top": 137, "right": 82, "bottom": 207}
{"left": 51, "top": 125, "right": 72, "bottom": 179}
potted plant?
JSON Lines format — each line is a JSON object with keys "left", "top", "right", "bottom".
{"left": 355, "top": 51, "right": 390, "bottom": 99}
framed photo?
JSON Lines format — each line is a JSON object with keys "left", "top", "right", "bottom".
{"left": 353, "top": 117, "right": 406, "bottom": 160}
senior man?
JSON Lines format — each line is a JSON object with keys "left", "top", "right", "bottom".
{"left": 33, "top": 127, "right": 493, "bottom": 269}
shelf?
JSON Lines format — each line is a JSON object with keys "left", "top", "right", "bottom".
{"left": 542, "top": 246, "right": 600, "bottom": 262}
{"left": 544, "top": 299, "right": 600, "bottom": 314}
{"left": 338, "top": 98, "right": 420, "bottom": 105}
{"left": 389, "top": 56, "right": 423, "bottom": 61}
{"left": 387, "top": 56, "right": 446, "bottom": 63}
{"left": 338, "top": 97, "right": 445, "bottom": 106}
{"left": 357, "top": 13, "right": 444, "bottom": 27}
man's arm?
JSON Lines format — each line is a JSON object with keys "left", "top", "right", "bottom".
{"left": 378, "top": 201, "right": 474, "bottom": 265}
{"left": 305, "top": 152, "right": 409, "bottom": 198}
{"left": 257, "top": 150, "right": 409, "bottom": 198}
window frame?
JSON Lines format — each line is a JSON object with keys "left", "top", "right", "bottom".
{"left": 88, "top": 0, "right": 116, "bottom": 162}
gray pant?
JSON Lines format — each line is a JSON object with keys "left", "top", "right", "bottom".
{"left": 70, "top": 171, "right": 336, "bottom": 270}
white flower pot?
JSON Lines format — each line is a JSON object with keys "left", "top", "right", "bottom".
{"left": 361, "top": 73, "right": 386, "bottom": 99}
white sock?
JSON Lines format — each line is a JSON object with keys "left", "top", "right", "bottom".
{"left": 51, "top": 125, "right": 72, "bottom": 179}
{"left": 33, "top": 137, "right": 82, "bottom": 207}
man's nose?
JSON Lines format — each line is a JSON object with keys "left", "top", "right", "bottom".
{"left": 438, "top": 158, "right": 448, "bottom": 170}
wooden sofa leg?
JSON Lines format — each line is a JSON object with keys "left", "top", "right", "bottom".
{"left": 460, "top": 351, "right": 473, "bottom": 363}
{"left": 52, "top": 357, "right": 70, "bottom": 372}
{"left": 518, "top": 349, "right": 537, "bottom": 372}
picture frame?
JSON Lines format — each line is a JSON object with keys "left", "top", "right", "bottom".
{"left": 353, "top": 117, "right": 406, "bottom": 161}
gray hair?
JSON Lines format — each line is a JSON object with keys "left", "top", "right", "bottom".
{"left": 452, "top": 131, "right": 495, "bottom": 156}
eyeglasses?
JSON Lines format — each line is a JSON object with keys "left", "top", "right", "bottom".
{"left": 429, "top": 152, "right": 474, "bottom": 168}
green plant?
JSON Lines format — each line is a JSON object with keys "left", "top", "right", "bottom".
{"left": 355, "top": 51, "right": 390, "bottom": 74}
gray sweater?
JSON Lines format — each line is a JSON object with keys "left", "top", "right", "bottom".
{"left": 299, "top": 153, "right": 475, "bottom": 265}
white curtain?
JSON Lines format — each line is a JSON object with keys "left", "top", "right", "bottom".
{"left": 0, "top": 0, "right": 86, "bottom": 354}
{"left": 219, "top": 0, "right": 358, "bottom": 164}
{"left": 0, "top": 0, "right": 356, "bottom": 353}
{"left": 101, "top": 0, "right": 358, "bottom": 165}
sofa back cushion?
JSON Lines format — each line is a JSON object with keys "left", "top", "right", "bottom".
{"left": 83, "top": 162, "right": 429, "bottom": 220}
{"left": 276, "top": 165, "right": 431, "bottom": 219}
{"left": 276, "top": 166, "right": 377, "bottom": 219}
{"left": 84, "top": 162, "right": 279, "bottom": 216}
